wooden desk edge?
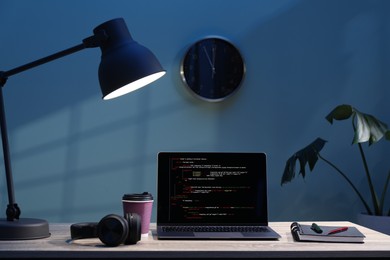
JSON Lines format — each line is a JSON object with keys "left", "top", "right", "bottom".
{"left": 0, "top": 221, "right": 389, "bottom": 258}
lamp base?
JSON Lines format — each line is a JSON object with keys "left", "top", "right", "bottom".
{"left": 0, "top": 218, "right": 50, "bottom": 240}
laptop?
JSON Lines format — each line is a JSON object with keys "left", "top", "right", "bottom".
{"left": 156, "top": 152, "right": 281, "bottom": 240}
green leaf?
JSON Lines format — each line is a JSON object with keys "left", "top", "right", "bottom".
{"left": 326, "top": 104, "right": 389, "bottom": 145}
{"left": 325, "top": 104, "right": 353, "bottom": 124}
{"left": 353, "top": 109, "right": 389, "bottom": 145}
{"left": 281, "top": 138, "right": 327, "bottom": 185}
{"left": 386, "top": 130, "right": 390, "bottom": 141}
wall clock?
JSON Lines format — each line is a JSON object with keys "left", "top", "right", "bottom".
{"left": 180, "top": 37, "right": 245, "bottom": 102}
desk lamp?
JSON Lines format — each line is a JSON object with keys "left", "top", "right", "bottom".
{"left": 0, "top": 18, "right": 166, "bottom": 240}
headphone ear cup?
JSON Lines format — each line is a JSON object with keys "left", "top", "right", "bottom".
{"left": 97, "top": 214, "right": 129, "bottom": 247}
{"left": 124, "top": 213, "right": 141, "bottom": 245}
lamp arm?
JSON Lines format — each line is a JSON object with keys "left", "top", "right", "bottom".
{"left": 0, "top": 31, "right": 107, "bottom": 85}
{"left": 0, "top": 88, "right": 20, "bottom": 220}
{"left": 1, "top": 44, "right": 85, "bottom": 82}
{"left": 0, "top": 31, "right": 107, "bottom": 221}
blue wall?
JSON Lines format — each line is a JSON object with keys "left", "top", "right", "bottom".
{"left": 0, "top": 0, "right": 389, "bottom": 224}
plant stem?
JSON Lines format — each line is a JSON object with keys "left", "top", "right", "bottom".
{"left": 381, "top": 170, "right": 390, "bottom": 216}
{"left": 317, "top": 153, "right": 373, "bottom": 215}
{"left": 352, "top": 118, "right": 381, "bottom": 215}
{"left": 357, "top": 142, "right": 381, "bottom": 215}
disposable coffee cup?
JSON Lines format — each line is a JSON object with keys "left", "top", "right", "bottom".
{"left": 122, "top": 192, "right": 153, "bottom": 237}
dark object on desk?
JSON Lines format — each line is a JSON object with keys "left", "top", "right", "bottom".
{"left": 70, "top": 213, "right": 141, "bottom": 247}
{"left": 310, "top": 223, "right": 323, "bottom": 233}
{"left": 290, "top": 222, "right": 365, "bottom": 243}
{"left": 156, "top": 152, "right": 281, "bottom": 240}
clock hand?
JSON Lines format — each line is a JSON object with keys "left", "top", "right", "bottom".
{"left": 212, "top": 45, "right": 216, "bottom": 66}
{"left": 203, "top": 46, "right": 214, "bottom": 68}
{"left": 203, "top": 46, "right": 216, "bottom": 78}
{"left": 211, "top": 45, "right": 216, "bottom": 77}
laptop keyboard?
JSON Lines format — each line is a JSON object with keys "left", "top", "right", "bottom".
{"left": 162, "top": 226, "right": 269, "bottom": 233}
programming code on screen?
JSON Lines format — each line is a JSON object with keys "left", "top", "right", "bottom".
{"left": 168, "top": 155, "right": 261, "bottom": 222}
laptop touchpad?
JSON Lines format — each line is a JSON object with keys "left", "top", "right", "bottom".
{"left": 194, "top": 232, "right": 244, "bottom": 238}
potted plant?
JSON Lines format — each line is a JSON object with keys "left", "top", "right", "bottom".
{"left": 281, "top": 104, "right": 390, "bottom": 234}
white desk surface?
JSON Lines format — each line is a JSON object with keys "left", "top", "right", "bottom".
{"left": 0, "top": 221, "right": 389, "bottom": 258}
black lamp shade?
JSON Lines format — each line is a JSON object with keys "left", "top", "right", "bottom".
{"left": 94, "top": 18, "right": 166, "bottom": 100}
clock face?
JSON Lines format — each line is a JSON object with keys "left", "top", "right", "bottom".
{"left": 180, "top": 37, "right": 245, "bottom": 102}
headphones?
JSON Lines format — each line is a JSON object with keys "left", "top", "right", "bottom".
{"left": 70, "top": 213, "right": 141, "bottom": 247}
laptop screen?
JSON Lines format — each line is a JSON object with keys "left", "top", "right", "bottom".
{"left": 157, "top": 152, "right": 269, "bottom": 225}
